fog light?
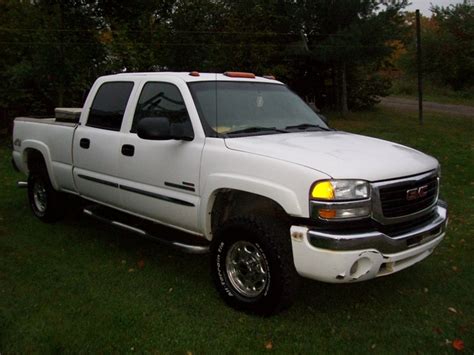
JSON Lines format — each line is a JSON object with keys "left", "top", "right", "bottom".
{"left": 349, "top": 257, "right": 372, "bottom": 278}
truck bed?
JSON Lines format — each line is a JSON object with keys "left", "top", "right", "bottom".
{"left": 12, "top": 116, "right": 78, "bottom": 192}
{"left": 15, "top": 116, "right": 77, "bottom": 127}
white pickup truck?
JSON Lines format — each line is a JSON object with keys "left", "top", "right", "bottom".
{"left": 12, "top": 71, "right": 448, "bottom": 315}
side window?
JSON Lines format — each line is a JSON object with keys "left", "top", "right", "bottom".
{"left": 87, "top": 82, "right": 134, "bottom": 131}
{"left": 132, "top": 82, "right": 192, "bottom": 134}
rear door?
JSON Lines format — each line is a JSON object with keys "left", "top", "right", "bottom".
{"left": 73, "top": 81, "right": 135, "bottom": 207}
{"left": 117, "top": 79, "right": 204, "bottom": 233}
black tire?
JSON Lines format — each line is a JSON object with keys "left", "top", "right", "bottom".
{"left": 211, "top": 216, "right": 299, "bottom": 315}
{"left": 27, "top": 169, "right": 64, "bottom": 223}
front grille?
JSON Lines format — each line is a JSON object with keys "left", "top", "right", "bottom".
{"left": 379, "top": 175, "right": 438, "bottom": 218}
{"left": 378, "top": 211, "right": 437, "bottom": 237}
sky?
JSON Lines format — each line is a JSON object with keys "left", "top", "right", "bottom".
{"left": 405, "top": 0, "right": 466, "bottom": 15}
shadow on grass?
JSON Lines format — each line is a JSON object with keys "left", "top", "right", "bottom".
{"left": 58, "top": 198, "right": 417, "bottom": 319}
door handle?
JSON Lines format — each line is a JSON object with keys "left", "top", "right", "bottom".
{"left": 121, "top": 144, "right": 135, "bottom": 157}
{"left": 80, "top": 138, "right": 90, "bottom": 149}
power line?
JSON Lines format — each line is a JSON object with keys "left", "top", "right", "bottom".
{"left": 0, "top": 41, "right": 394, "bottom": 49}
{"left": 0, "top": 27, "right": 357, "bottom": 37}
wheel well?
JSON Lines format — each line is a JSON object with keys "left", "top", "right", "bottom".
{"left": 25, "top": 149, "right": 47, "bottom": 173}
{"left": 210, "top": 189, "right": 290, "bottom": 236}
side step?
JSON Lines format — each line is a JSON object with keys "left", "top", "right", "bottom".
{"left": 17, "top": 181, "right": 28, "bottom": 188}
{"left": 83, "top": 205, "right": 209, "bottom": 254}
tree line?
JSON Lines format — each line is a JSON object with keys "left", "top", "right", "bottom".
{"left": 0, "top": 0, "right": 472, "bottom": 133}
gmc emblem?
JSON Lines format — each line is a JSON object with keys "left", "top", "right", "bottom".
{"left": 406, "top": 185, "right": 429, "bottom": 201}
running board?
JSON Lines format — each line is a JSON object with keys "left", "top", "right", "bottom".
{"left": 17, "top": 181, "right": 28, "bottom": 188}
{"left": 83, "top": 206, "right": 209, "bottom": 254}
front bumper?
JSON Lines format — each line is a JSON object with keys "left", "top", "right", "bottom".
{"left": 290, "top": 202, "right": 447, "bottom": 283}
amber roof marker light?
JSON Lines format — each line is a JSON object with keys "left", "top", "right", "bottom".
{"left": 189, "top": 71, "right": 200, "bottom": 77}
{"left": 224, "top": 71, "right": 256, "bottom": 79}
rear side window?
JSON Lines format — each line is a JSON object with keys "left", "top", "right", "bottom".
{"left": 131, "top": 82, "right": 192, "bottom": 134}
{"left": 87, "top": 82, "right": 134, "bottom": 131}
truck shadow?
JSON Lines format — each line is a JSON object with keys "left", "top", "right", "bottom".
{"left": 61, "top": 201, "right": 433, "bottom": 318}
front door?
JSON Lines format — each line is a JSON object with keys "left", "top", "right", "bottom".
{"left": 118, "top": 80, "right": 204, "bottom": 233}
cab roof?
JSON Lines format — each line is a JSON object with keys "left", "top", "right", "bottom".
{"left": 103, "top": 72, "right": 283, "bottom": 84}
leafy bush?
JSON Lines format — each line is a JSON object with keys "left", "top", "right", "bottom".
{"left": 348, "top": 72, "right": 392, "bottom": 110}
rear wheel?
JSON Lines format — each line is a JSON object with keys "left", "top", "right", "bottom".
{"left": 27, "top": 170, "right": 64, "bottom": 222}
{"left": 211, "top": 216, "right": 299, "bottom": 315}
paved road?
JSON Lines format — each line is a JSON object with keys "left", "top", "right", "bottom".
{"left": 379, "top": 96, "right": 474, "bottom": 117}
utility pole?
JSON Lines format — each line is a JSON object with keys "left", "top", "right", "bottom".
{"left": 416, "top": 9, "right": 423, "bottom": 125}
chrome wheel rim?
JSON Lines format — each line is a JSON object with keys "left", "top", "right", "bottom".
{"left": 33, "top": 180, "right": 47, "bottom": 213}
{"left": 225, "top": 241, "right": 269, "bottom": 298}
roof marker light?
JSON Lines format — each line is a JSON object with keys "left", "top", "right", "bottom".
{"left": 189, "top": 71, "right": 200, "bottom": 77}
{"left": 224, "top": 71, "right": 256, "bottom": 79}
{"left": 263, "top": 75, "right": 276, "bottom": 80}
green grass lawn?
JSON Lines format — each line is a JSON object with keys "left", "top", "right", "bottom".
{"left": 0, "top": 107, "right": 473, "bottom": 353}
{"left": 390, "top": 77, "right": 474, "bottom": 107}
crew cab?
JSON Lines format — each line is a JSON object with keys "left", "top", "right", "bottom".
{"left": 12, "top": 71, "right": 448, "bottom": 315}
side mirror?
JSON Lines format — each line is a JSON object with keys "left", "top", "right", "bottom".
{"left": 137, "top": 117, "right": 172, "bottom": 140}
{"left": 136, "top": 117, "right": 194, "bottom": 141}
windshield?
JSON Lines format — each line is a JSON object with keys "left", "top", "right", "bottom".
{"left": 188, "top": 82, "right": 329, "bottom": 137}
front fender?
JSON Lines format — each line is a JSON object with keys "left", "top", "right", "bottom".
{"left": 200, "top": 173, "right": 303, "bottom": 239}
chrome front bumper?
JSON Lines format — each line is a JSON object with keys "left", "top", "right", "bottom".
{"left": 306, "top": 202, "right": 447, "bottom": 254}
{"left": 290, "top": 201, "right": 447, "bottom": 283}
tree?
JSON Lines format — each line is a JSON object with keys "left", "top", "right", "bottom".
{"left": 1, "top": 0, "right": 412, "bottom": 132}
{"left": 406, "top": 3, "right": 474, "bottom": 90}
{"left": 0, "top": 0, "right": 106, "bottom": 116}
{"left": 284, "top": 0, "right": 408, "bottom": 114}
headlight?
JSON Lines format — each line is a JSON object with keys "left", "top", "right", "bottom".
{"left": 311, "top": 180, "right": 370, "bottom": 201}
{"left": 310, "top": 180, "right": 371, "bottom": 220}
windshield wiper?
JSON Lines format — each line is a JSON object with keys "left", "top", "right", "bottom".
{"left": 285, "top": 123, "right": 332, "bottom": 131}
{"left": 225, "top": 126, "right": 288, "bottom": 136}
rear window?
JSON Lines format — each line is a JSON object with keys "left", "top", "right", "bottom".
{"left": 87, "top": 82, "right": 134, "bottom": 131}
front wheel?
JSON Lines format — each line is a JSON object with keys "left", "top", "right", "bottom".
{"left": 211, "top": 216, "right": 299, "bottom": 315}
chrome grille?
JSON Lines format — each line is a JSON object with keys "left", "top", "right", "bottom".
{"left": 379, "top": 175, "right": 438, "bottom": 218}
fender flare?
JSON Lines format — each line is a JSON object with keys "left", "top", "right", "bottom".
{"left": 20, "top": 140, "right": 59, "bottom": 190}
{"left": 200, "top": 173, "right": 303, "bottom": 239}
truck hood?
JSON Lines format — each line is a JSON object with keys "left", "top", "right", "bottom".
{"left": 224, "top": 131, "right": 438, "bottom": 181}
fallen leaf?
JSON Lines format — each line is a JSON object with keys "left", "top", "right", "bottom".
{"left": 137, "top": 260, "right": 145, "bottom": 269}
{"left": 168, "top": 288, "right": 173, "bottom": 293}
{"left": 452, "top": 266, "right": 459, "bottom": 272}
{"left": 452, "top": 339, "right": 464, "bottom": 351}
{"left": 423, "top": 288, "right": 429, "bottom": 293}
{"left": 128, "top": 268, "right": 135, "bottom": 272}
{"left": 371, "top": 344, "right": 376, "bottom": 349}
{"left": 448, "top": 307, "right": 458, "bottom": 314}
{"left": 433, "top": 327, "right": 443, "bottom": 334}
{"left": 264, "top": 340, "right": 273, "bottom": 350}
{"left": 186, "top": 351, "right": 193, "bottom": 355}
{"left": 121, "top": 260, "right": 126, "bottom": 264}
